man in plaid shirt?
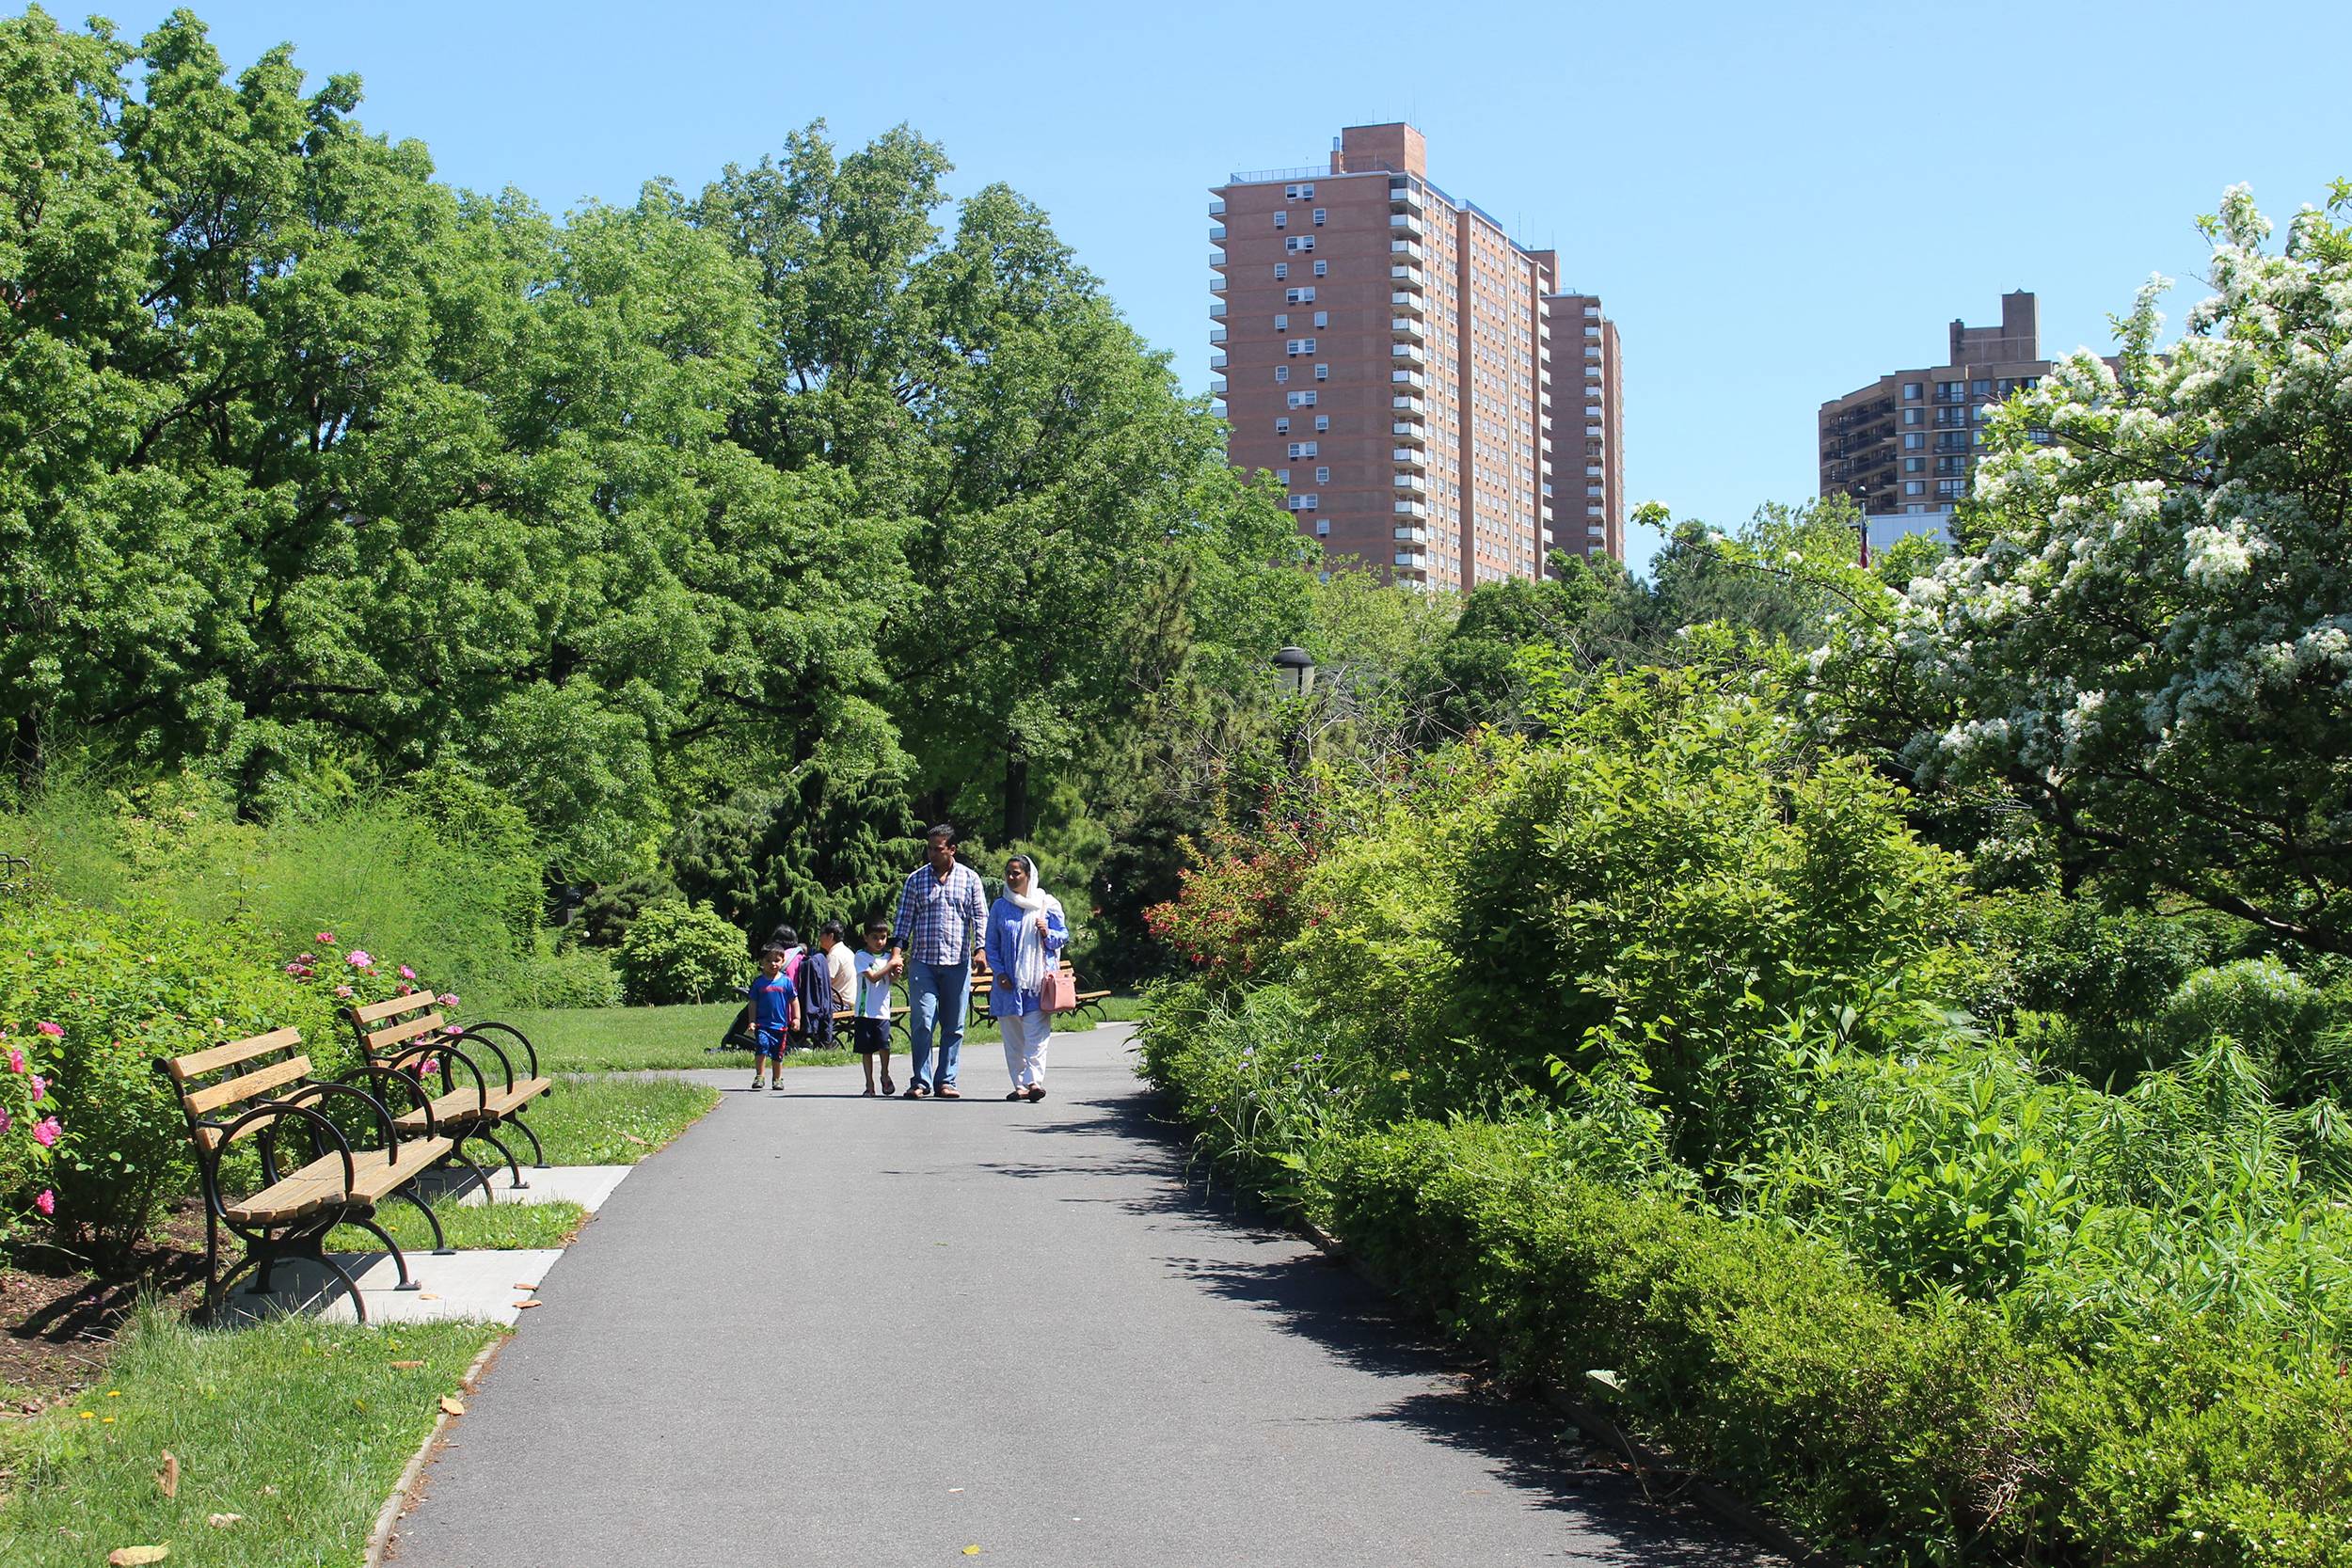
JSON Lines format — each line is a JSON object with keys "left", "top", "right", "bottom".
{"left": 890, "top": 822, "right": 989, "bottom": 1098}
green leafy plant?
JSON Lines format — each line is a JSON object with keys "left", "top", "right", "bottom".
{"left": 614, "top": 899, "right": 749, "bottom": 1006}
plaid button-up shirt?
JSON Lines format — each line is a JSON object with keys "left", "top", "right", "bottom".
{"left": 890, "top": 860, "right": 988, "bottom": 966}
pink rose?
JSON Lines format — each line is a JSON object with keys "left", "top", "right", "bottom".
{"left": 317, "top": 931, "right": 336, "bottom": 944}
{"left": 399, "top": 965, "right": 417, "bottom": 980}
{"left": 32, "top": 1117, "right": 60, "bottom": 1148}
{"left": 346, "top": 950, "right": 372, "bottom": 968}
{"left": 7, "top": 1047, "right": 22, "bottom": 1073}
{"left": 284, "top": 962, "right": 306, "bottom": 975}
{"left": 33, "top": 1190, "right": 54, "bottom": 1216}
{"left": 28, "top": 1075, "right": 44, "bottom": 1102}
{"left": 438, "top": 992, "right": 460, "bottom": 1007}
{"left": 0, "top": 1108, "right": 9, "bottom": 1134}
{"left": 395, "top": 982, "right": 415, "bottom": 995}
{"left": 334, "top": 985, "right": 354, "bottom": 999}
{"left": 34, "top": 1022, "right": 62, "bottom": 1037}
{"left": 444, "top": 1024, "right": 464, "bottom": 1036}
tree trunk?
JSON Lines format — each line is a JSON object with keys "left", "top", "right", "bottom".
{"left": 1002, "top": 753, "right": 1031, "bottom": 845}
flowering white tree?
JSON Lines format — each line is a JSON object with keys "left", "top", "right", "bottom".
{"left": 1815, "top": 183, "right": 2352, "bottom": 951}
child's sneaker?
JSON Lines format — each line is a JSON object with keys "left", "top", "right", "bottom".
{"left": 749, "top": 1072, "right": 763, "bottom": 1089}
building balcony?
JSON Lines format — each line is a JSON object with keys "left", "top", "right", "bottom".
{"left": 1211, "top": 276, "right": 1228, "bottom": 293}
{"left": 1210, "top": 354, "right": 1227, "bottom": 371}
{"left": 1391, "top": 265, "right": 1424, "bottom": 286}
{"left": 1585, "top": 465, "right": 1603, "bottom": 477}
{"left": 1541, "top": 482, "right": 1553, "bottom": 498}
{"left": 1391, "top": 290, "right": 1424, "bottom": 316}
{"left": 1391, "top": 370, "right": 1425, "bottom": 388}
{"left": 1582, "top": 305, "right": 1600, "bottom": 318}
{"left": 1391, "top": 342, "right": 1424, "bottom": 363}
{"left": 1211, "top": 251, "right": 1229, "bottom": 271}
{"left": 1391, "top": 395, "right": 1425, "bottom": 413}
{"left": 1209, "top": 326, "right": 1226, "bottom": 345}
{"left": 1583, "top": 346, "right": 1601, "bottom": 359}
{"left": 1208, "top": 300, "right": 1226, "bottom": 318}
{"left": 1210, "top": 225, "right": 1227, "bottom": 244}
{"left": 1391, "top": 186, "right": 1424, "bottom": 213}
{"left": 1391, "top": 316, "right": 1424, "bottom": 341}
{"left": 1209, "top": 198, "right": 1226, "bottom": 217}
{"left": 1389, "top": 213, "right": 1422, "bottom": 237}
{"left": 1394, "top": 550, "right": 1428, "bottom": 569}
{"left": 1395, "top": 526, "right": 1428, "bottom": 543}
{"left": 1391, "top": 239, "right": 1424, "bottom": 260}
{"left": 1209, "top": 378, "right": 1227, "bottom": 396}
{"left": 1394, "top": 471, "right": 1426, "bottom": 491}
{"left": 1395, "top": 499, "right": 1428, "bottom": 517}
{"left": 1585, "top": 423, "right": 1602, "bottom": 437}
{"left": 1392, "top": 447, "right": 1425, "bottom": 467}
{"left": 1391, "top": 420, "right": 1425, "bottom": 443}
{"left": 1542, "top": 528, "right": 1555, "bottom": 546}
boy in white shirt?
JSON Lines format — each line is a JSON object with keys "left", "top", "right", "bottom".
{"left": 850, "top": 917, "right": 901, "bottom": 1097}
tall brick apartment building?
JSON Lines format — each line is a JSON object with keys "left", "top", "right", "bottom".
{"left": 1212, "top": 123, "right": 1624, "bottom": 589}
{"left": 1819, "top": 291, "right": 2052, "bottom": 550}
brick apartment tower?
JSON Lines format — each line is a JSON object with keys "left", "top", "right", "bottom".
{"left": 1213, "top": 123, "right": 1625, "bottom": 588}
{"left": 1819, "top": 291, "right": 2050, "bottom": 548}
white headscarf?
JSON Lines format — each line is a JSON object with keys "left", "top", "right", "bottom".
{"left": 1005, "top": 854, "right": 1055, "bottom": 996}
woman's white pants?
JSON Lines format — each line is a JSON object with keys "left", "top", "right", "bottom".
{"left": 1001, "top": 1007, "right": 1052, "bottom": 1088}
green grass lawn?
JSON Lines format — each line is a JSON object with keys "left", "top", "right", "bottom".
{"left": 494, "top": 993, "right": 1150, "bottom": 1072}
{"left": 0, "top": 1307, "right": 500, "bottom": 1567}
{"left": 326, "top": 1196, "right": 587, "bottom": 1255}
{"left": 528, "top": 1074, "right": 720, "bottom": 1164}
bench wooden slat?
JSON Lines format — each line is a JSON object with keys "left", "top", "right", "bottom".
{"left": 364, "top": 1011, "right": 447, "bottom": 1054}
{"left": 390, "top": 1078, "right": 549, "bottom": 1131}
{"left": 350, "top": 991, "right": 437, "bottom": 1026}
{"left": 162, "top": 1028, "right": 304, "bottom": 1085}
{"left": 183, "top": 1054, "right": 312, "bottom": 1117}
{"left": 224, "top": 1136, "right": 453, "bottom": 1225}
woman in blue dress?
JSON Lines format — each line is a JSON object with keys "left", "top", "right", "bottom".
{"left": 984, "top": 854, "right": 1068, "bottom": 1101}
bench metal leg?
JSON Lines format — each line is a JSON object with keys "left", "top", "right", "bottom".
{"left": 511, "top": 1115, "right": 551, "bottom": 1170}
{"left": 477, "top": 1128, "right": 529, "bottom": 1192}
{"left": 451, "top": 1140, "right": 498, "bottom": 1206}
{"left": 351, "top": 1215, "right": 421, "bottom": 1291}
{"left": 394, "top": 1184, "right": 456, "bottom": 1256}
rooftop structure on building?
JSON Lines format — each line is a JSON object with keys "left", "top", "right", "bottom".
{"left": 1212, "top": 122, "right": 1624, "bottom": 590}
{"left": 1819, "top": 291, "right": 2050, "bottom": 552}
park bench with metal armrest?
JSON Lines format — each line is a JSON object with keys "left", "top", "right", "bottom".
{"left": 969, "top": 962, "right": 1111, "bottom": 1024}
{"left": 342, "top": 991, "right": 552, "bottom": 1195}
{"left": 156, "top": 1028, "right": 459, "bottom": 1323}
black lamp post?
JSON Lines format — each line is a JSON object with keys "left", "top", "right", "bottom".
{"left": 1272, "top": 646, "right": 1316, "bottom": 775}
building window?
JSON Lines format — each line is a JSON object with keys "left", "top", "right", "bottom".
{"left": 1315, "top": 518, "right": 1330, "bottom": 536}
{"left": 1285, "top": 339, "right": 1308, "bottom": 356}
{"left": 1275, "top": 366, "right": 1289, "bottom": 384}
{"left": 1287, "top": 442, "right": 1317, "bottom": 459}
{"left": 1313, "top": 364, "right": 1328, "bottom": 380}
{"left": 1273, "top": 262, "right": 1288, "bottom": 280}
{"left": 1315, "top": 467, "right": 1330, "bottom": 484}
{"left": 1902, "top": 408, "right": 1923, "bottom": 425}
{"left": 1314, "top": 415, "right": 1329, "bottom": 432}
{"left": 1311, "top": 310, "right": 1328, "bottom": 328}
{"left": 1903, "top": 382, "right": 1923, "bottom": 401}
{"left": 1903, "top": 457, "right": 1923, "bottom": 473}
{"left": 1274, "top": 314, "right": 1288, "bottom": 331}
{"left": 1904, "top": 481, "right": 1926, "bottom": 496}
{"left": 1274, "top": 212, "right": 1287, "bottom": 230}
{"left": 1970, "top": 379, "right": 1993, "bottom": 398}
{"left": 1275, "top": 418, "right": 1290, "bottom": 435}
{"left": 1903, "top": 433, "right": 1925, "bottom": 450}
{"left": 1276, "top": 469, "right": 1291, "bottom": 484}
{"left": 1284, "top": 182, "right": 1314, "bottom": 200}
{"left": 1312, "top": 208, "right": 1326, "bottom": 226}
{"left": 1286, "top": 287, "right": 1315, "bottom": 304}
{"left": 1312, "top": 260, "right": 1327, "bottom": 276}
{"left": 1285, "top": 235, "right": 1315, "bottom": 253}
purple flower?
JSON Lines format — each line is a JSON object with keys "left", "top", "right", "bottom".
{"left": 346, "top": 950, "right": 373, "bottom": 968}
{"left": 399, "top": 964, "right": 417, "bottom": 980}
{"left": 438, "top": 992, "right": 459, "bottom": 1007}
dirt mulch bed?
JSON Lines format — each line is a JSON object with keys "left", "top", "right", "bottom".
{"left": 1, "top": 1203, "right": 208, "bottom": 1411}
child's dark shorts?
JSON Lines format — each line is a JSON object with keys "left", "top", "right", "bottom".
{"left": 852, "top": 1016, "right": 892, "bottom": 1055}
{"left": 753, "top": 1027, "right": 787, "bottom": 1061}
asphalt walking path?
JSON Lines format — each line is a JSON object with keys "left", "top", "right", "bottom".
{"left": 391, "top": 1024, "right": 1768, "bottom": 1567}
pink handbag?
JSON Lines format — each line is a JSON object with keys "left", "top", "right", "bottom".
{"left": 1038, "top": 967, "right": 1078, "bottom": 1014}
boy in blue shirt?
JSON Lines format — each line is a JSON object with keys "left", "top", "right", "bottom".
{"left": 747, "top": 942, "right": 800, "bottom": 1091}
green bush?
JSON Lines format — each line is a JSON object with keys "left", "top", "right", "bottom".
{"left": 0, "top": 896, "right": 347, "bottom": 1259}
{"left": 567, "top": 871, "right": 683, "bottom": 950}
{"left": 511, "top": 942, "right": 625, "bottom": 1009}
{"left": 0, "top": 1021, "right": 61, "bottom": 1248}
{"left": 1973, "top": 894, "right": 2219, "bottom": 1087}
{"left": 615, "top": 898, "right": 748, "bottom": 1005}
{"left": 2155, "top": 959, "right": 2332, "bottom": 1091}
{"left": 1322, "top": 1116, "right": 2352, "bottom": 1566}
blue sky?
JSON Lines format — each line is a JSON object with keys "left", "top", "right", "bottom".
{"left": 103, "top": 0, "right": 2352, "bottom": 575}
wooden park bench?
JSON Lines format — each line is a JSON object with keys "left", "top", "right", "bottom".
{"left": 968, "top": 962, "right": 1112, "bottom": 1025}
{"left": 157, "top": 1029, "right": 457, "bottom": 1323}
{"left": 343, "top": 991, "right": 552, "bottom": 1195}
